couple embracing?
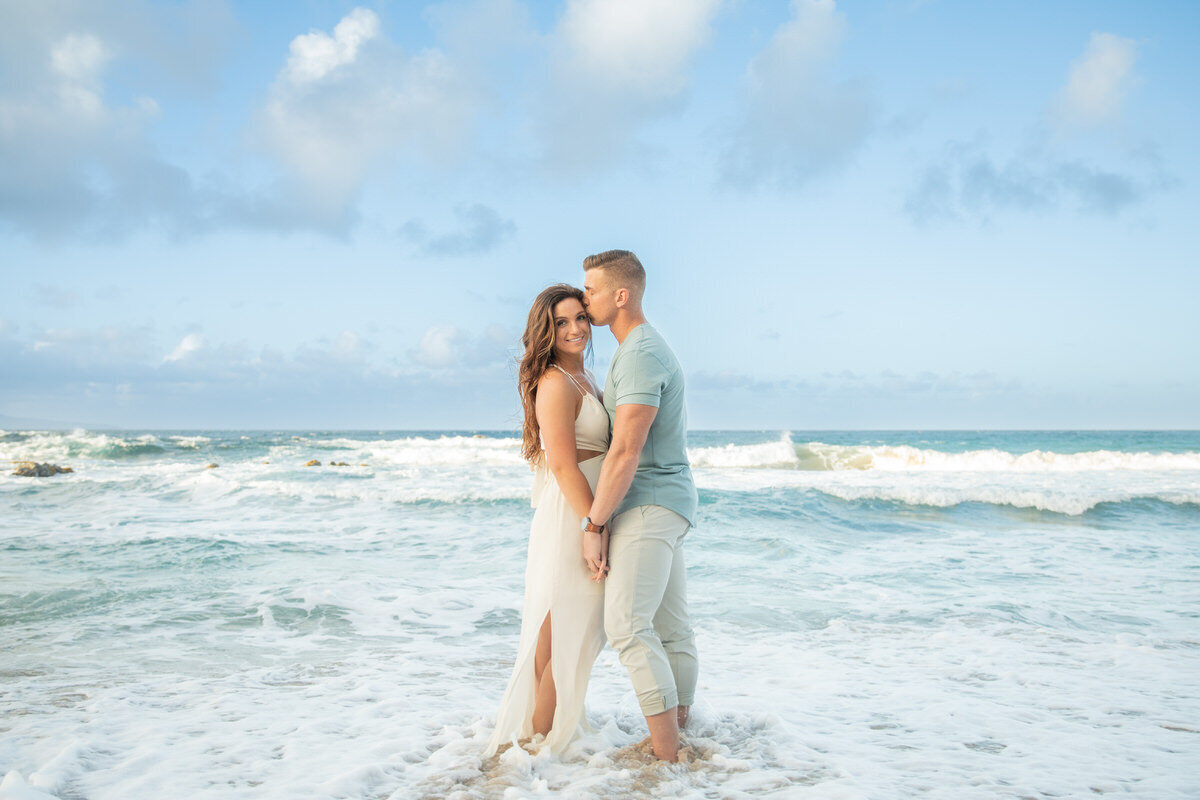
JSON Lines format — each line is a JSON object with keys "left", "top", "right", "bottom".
{"left": 486, "top": 250, "right": 698, "bottom": 763}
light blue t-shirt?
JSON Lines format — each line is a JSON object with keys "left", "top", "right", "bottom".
{"left": 603, "top": 323, "right": 698, "bottom": 527}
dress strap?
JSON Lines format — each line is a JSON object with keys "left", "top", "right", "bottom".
{"left": 552, "top": 364, "right": 591, "bottom": 398}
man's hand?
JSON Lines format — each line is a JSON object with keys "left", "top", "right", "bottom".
{"left": 597, "top": 528, "right": 610, "bottom": 581}
{"left": 584, "top": 529, "right": 605, "bottom": 579}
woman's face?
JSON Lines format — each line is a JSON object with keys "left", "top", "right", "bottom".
{"left": 552, "top": 297, "right": 589, "bottom": 358}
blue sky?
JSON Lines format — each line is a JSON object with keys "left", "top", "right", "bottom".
{"left": 1, "top": 0, "right": 1197, "bottom": 430}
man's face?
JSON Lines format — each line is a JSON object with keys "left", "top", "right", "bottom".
{"left": 582, "top": 270, "right": 617, "bottom": 327}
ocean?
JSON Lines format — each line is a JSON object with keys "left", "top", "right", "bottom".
{"left": 2, "top": 429, "right": 1198, "bottom": 799}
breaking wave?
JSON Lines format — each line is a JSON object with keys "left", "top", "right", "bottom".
{"left": 688, "top": 433, "right": 1200, "bottom": 472}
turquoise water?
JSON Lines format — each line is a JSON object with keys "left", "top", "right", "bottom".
{"left": 2, "top": 429, "right": 1199, "bottom": 799}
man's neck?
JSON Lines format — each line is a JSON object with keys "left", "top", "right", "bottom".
{"left": 611, "top": 312, "right": 648, "bottom": 345}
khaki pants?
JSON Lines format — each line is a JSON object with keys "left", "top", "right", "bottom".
{"left": 604, "top": 504, "right": 698, "bottom": 716}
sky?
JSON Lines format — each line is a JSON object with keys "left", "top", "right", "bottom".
{"left": 1, "top": 0, "right": 1198, "bottom": 430}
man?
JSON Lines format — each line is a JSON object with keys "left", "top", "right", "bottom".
{"left": 580, "top": 249, "right": 698, "bottom": 763}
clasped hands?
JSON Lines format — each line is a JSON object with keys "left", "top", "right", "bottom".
{"left": 583, "top": 527, "right": 610, "bottom": 582}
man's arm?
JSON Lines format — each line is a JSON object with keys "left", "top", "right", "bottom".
{"left": 583, "top": 402, "right": 656, "bottom": 572}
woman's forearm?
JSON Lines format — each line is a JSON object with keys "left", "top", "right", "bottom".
{"left": 549, "top": 462, "right": 596, "bottom": 522}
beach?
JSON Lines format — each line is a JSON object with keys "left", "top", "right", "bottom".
{"left": 2, "top": 429, "right": 1199, "bottom": 799}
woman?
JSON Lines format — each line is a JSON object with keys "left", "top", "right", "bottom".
{"left": 485, "top": 284, "right": 612, "bottom": 757}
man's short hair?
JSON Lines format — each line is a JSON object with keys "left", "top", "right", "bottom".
{"left": 583, "top": 250, "right": 646, "bottom": 298}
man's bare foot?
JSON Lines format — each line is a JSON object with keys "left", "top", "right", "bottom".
{"left": 649, "top": 742, "right": 684, "bottom": 762}
{"left": 646, "top": 708, "right": 679, "bottom": 761}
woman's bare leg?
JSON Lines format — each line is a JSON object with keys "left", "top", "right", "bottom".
{"left": 532, "top": 612, "right": 556, "bottom": 736}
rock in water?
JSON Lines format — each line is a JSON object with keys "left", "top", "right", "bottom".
{"left": 305, "top": 459, "right": 321, "bottom": 467}
{"left": 11, "top": 462, "right": 73, "bottom": 477}
{"left": 206, "top": 463, "right": 219, "bottom": 469}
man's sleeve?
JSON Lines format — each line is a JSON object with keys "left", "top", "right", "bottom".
{"left": 611, "top": 348, "right": 671, "bottom": 408}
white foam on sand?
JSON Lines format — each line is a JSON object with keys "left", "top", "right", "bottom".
{"left": 0, "top": 770, "right": 62, "bottom": 800}
{"left": 3, "top": 497, "right": 1199, "bottom": 800}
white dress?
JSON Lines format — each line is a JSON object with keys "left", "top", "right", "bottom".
{"left": 486, "top": 366, "right": 611, "bottom": 756}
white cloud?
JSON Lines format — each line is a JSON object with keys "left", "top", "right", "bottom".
{"left": 331, "top": 330, "right": 366, "bottom": 362}
{"left": 556, "top": 0, "right": 720, "bottom": 95}
{"left": 409, "top": 325, "right": 464, "bottom": 368}
{"left": 0, "top": 0, "right": 236, "bottom": 95}
{"left": 26, "top": 325, "right": 152, "bottom": 361}
{"left": 904, "top": 140, "right": 1166, "bottom": 223}
{"left": 0, "top": 1, "right": 235, "bottom": 241}
{"left": 165, "top": 333, "right": 205, "bottom": 362}
{"left": 907, "top": 30, "right": 1159, "bottom": 226}
{"left": 255, "top": 7, "right": 477, "bottom": 229}
{"left": 0, "top": 321, "right": 521, "bottom": 428}
{"left": 0, "top": 2, "right": 520, "bottom": 240}
{"left": 465, "top": 323, "right": 516, "bottom": 368}
{"left": 399, "top": 203, "right": 516, "bottom": 256}
{"left": 539, "top": 0, "right": 722, "bottom": 170}
{"left": 407, "top": 324, "right": 514, "bottom": 369}
{"left": 285, "top": 8, "right": 380, "bottom": 84}
{"left": 750, "top": 0, "right": 845, "bottom": 80}
{"left": 720, "top": 0, "right": 873, "bottom": 188}
{"left": 50, "top": 33, "right": 109, "bottom": 79}
{"left": 1053, "top": 32, "right": 1138, "bottom": 131}
{"left": 41, "top": 31, "right": 120, "bottom": 118}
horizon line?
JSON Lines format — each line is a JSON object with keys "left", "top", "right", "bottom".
{"left": 3, "top": 426, "right": 1199, "bottom": 434}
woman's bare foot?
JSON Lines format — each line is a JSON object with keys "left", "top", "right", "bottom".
{"left": 677, "top": 705, "right": 690, "bottom": 730}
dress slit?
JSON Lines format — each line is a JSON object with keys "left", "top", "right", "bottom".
{"left": 486, "top": 455, "right": 608, "bottom": 756}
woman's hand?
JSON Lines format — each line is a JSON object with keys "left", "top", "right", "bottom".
{"left": 586, "top": 527, "right": 610, "bottom": 582}
{"left": 584, "top": 529, "right": 603, "bottom": 577}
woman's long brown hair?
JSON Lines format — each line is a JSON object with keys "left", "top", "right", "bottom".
{"left": 518, "top": 284, "right": 591, "bottom": 466}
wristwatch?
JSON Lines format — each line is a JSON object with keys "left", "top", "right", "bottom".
{"left": 581, "top": 516, "right": 605, "bottom": 533}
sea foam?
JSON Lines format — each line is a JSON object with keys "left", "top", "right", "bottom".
{"left": 689, "top": 432, "right": 1200, "bottom": 472}
{"left": 5, "top": 429, "right": 1200, "bottom": 515}
{"left": 2, "top": 429, "right": 1199, "bottom": 798}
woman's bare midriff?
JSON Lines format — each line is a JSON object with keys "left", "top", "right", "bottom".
{"left": 576, "top": 449, "right": 604, "bottom": 463}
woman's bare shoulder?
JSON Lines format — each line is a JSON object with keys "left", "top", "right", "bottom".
{"left": 535, "top": 368, "right": 575, "bottom": 406}
{"left": 536, "top": 367, "right": 570, "bottom": 392}
{"left": 536, "top": 369, "right": 579, "bottom": 433}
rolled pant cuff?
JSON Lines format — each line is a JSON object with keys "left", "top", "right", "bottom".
{"left": 676, "top": 693, "right": 695, "bottom": 707}
{"left": 637, "top": 689, "right": 679, "bottom": 717}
